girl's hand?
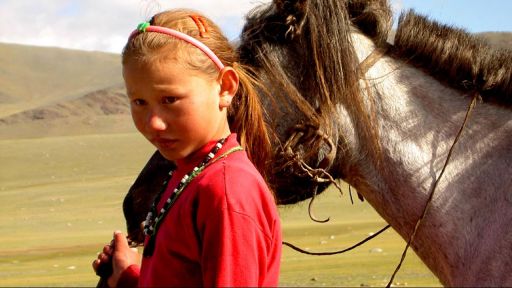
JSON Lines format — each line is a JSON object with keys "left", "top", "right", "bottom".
{"left": 92, "top": 231, "right": 141, "bottom": 287}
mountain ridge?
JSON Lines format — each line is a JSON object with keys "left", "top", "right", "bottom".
{"left": 0, "top": 42, "right": 123, "bottom": 119}
{"left": 1, "top": 32, "right": 511, "bottom": 139}
{"left": 0, "top": 85, "right": 129, "bottom": 124}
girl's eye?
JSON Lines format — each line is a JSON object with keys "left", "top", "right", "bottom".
{"left": 132, "top": 99, "right": 147, "bottom": 106}
{"left": 163, "top": 97, "right": 178, "bottom": 104}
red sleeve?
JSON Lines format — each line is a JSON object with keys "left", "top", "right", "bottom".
{"left": 202, "top": 209, "right": 268, "bottom": 286}
{"left": 117, "top": 264, "right": 140, "bottom": 288}
{"left": 196, "top": 162, "right": 276, "bottom": 287}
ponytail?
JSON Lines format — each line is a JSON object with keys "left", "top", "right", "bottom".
{"left": 229, "top": 62, "right": 273, "bottom": 183}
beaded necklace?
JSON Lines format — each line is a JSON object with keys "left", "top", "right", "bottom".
{"left": 142, "top": 137, "right": 242, "bottom": 257}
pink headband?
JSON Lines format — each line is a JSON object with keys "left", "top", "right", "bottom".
{"left": 130, "top": 22, "right": 225, "bottom": 70}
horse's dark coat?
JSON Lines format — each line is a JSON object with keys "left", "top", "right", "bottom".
{"left": 123, "top": 151, "right": 173, "bottom": 244}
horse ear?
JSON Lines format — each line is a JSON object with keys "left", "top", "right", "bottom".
{"left": 274, "top": 0, "right": 309, "bottom": 40}
{"left": 346, "top": 0, "right": 392, "bottom": 45}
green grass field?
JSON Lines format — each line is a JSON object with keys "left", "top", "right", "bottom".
{"left": 0, "top": 133, "right": 440, "bottom": 287}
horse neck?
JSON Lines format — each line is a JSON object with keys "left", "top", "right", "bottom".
{"left": 341, "top": 32, "right": 512, "bottom": 285}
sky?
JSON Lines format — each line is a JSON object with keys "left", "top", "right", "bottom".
{"left": 0, "top": 0, "right": 510, "bottom": 54}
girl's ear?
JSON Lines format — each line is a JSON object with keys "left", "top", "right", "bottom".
{"left": 217, "top": 67, "right": 239, "bottom": 109}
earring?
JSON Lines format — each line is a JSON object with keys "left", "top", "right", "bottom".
{"left": 224, "top": 99, "right": 232, "bottom": 106}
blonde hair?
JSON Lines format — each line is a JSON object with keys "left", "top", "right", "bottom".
{"left": 122, "top": 9, "right": 273, "bottom": 183}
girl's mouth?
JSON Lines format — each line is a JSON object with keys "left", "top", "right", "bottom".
{"left": 152, "top": 137, "right": 177, "bottom": 149}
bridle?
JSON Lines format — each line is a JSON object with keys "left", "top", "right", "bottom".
{"left": 280, "top": 123, "right": 339, "bottom": 186}
{"left": 278, "top": 122, "right": 342, "bottom": 223}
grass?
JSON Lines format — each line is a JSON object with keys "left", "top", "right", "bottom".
{"left": 0, "top": 133, "right": 440, "bottom": 287}
{"left": 278, "top": 195, "right": 440, "bottom": 287}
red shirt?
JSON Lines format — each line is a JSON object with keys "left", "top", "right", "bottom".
{"left": 119, "top": 134, "right": 282, "bottom": 287}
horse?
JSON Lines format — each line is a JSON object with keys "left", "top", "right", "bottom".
{"left": 119, "top": 0, "right": 512, "bottom": 286}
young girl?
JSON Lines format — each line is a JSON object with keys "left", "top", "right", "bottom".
{"left": 92, "top": 9, "right": 282, "bottom": 287}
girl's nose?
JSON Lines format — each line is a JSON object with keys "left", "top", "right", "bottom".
{"left": 148, "top": 114, "right": 167, "bottom": 131}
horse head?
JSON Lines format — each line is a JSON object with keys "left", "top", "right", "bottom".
{"left": 238, "top": 0, "right": 341, "bottom": 205}
{"left": 239, "top": 0, "right": 389, "bottom": 205}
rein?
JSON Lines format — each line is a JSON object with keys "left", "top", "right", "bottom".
{"left": 283, "top": 224, "right": 391, "bottom": 255}
{"left": 359, "top": 43, "right": 392, "bottom": 76}
{"left": 386, "top": 91, "right": 479, "bottom": 287}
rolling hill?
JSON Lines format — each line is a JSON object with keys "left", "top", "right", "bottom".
{"left": 0, "top": 31, "right": 510, "bottom": 139}
{"left": 0, "top": 43, "right": 129, "bottom": 139}
{"left": 0, "top": 85, "right": 135, "bottom": 139}
{"left": 0, "top": 43, "right": 123, "bottom": 119}
{"left": 478, "top": 32, "right": 512, "bottom": 50}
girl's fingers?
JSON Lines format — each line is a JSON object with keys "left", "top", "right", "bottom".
{"left": 99, "top": 252, "right": 111, "bottom": 263}
{"left": 113, "top": 230, "right": 128, "bottom": 249}
{"left": 103, "top": 244, "right": 113, "bottom": 255}
{"left": 92, "top": 259, "right": 101, "bottom": 271}
{"left": 93, "top": 237, "right": 117, "bottom": 274}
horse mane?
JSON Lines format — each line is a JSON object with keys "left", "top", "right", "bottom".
{"left": 240, "top": 0, "right": 390, "bottom": 165}
{"left": 392, "top": 10, "right": 512, "bottom": 107}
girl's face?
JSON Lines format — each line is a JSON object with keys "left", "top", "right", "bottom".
{"left": 123, "top": 56, "right": 231, "bottom": 161}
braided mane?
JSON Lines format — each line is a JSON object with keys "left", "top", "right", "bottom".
{"left": 346, "top": 1, "right": 512, "bottom": 107}
{"left": 392, "top": 11, "right": 512, "bottom": 107}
